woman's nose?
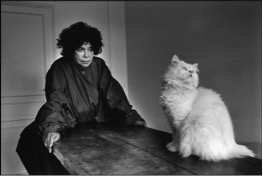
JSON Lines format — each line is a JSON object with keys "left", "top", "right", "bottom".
{"left": 84, "top": 50, "right": 90, "bottom": 57}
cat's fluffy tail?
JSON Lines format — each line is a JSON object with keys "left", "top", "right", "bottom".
{"left": 198, "top": 143, "right": 255, "bottom": 162}
{"left": 229, "top": 144, "right": 255, "bottom": 158}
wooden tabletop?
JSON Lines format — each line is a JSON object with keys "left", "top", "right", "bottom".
{"left": 53, "top": 122, "right": 262, "bottom": 175}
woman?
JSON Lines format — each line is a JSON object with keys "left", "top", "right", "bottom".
{"left": 16, "top": 21, "right": 146, "bottom": 175}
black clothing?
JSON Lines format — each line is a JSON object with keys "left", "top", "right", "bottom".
{"left": 16, "top": 57, "right": 145, "bottom": 174}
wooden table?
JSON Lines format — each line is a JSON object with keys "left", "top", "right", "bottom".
{"left": 53, "top": 122, "right": 262, "bottom": 175}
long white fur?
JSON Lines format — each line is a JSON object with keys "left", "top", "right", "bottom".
{"left": 159, "top": 55, "right": 255, "bottom": 161}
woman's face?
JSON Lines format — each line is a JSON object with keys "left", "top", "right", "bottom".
{"left": 74, "top": 42, "right": 94, "bottom": 67}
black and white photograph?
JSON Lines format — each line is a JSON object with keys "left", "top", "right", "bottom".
{"left": 1, "top": 1, "right": 262, "bottom": 175}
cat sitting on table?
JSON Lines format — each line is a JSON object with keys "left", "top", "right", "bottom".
{"left": 159, "top": 55, "right": 254, "bottom": 161}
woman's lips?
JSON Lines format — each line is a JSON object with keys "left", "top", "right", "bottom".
{"left": 81, "top": 61, "right": 91, "bottom": 64}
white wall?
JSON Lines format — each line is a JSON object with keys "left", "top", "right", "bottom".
{"left": 125, "top": 1, "right": 261, "bottom": 144}
{"left": 1, "top": 1, "right": 127, "bottom": 174}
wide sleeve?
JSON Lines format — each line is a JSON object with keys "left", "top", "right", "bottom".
{"left": 99, "top": 59, "right": 145, "bottom": 126}
{"left": 35, "top": 63, "right": 76, "bottom": 138}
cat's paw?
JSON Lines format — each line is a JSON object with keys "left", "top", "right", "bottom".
{"left": 179, "top": 144, "right": 192, "bottom": 158}
{"left": 166, "top": 142, "right": 178, "bottom": 152}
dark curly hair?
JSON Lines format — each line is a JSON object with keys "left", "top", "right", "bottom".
{"left": 57, "top": 21, "right": 104, "bottom": 56}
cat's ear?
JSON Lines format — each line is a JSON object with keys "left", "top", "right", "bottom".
{"left": 171, "top": 55, "right": 180, "bottom": 65}
{"left": 194, "top": 63, "right": 198, "bottom": 68}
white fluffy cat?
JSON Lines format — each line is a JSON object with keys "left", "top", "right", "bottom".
{"left": 159, "top": 55, "right": 255, "bottom": 161}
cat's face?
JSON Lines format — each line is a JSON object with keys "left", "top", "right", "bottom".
{"left": 164, "top": 55, "right": 199, "bottom": 88}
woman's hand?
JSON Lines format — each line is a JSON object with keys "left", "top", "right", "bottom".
{"left": 134, "top": 120, "right": 146, "bottom": 127}
{"left": 44, "top": 132, "right": 60, "bottom": 153}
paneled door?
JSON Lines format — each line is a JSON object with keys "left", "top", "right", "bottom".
{"left": 1, "top": 2, "right": 54, "bottom": 174}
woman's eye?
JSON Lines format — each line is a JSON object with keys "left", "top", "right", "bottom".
{"left": 77, "top": 48, "right": 83, "bottom": 52}
{"left": 88, "top": 48, "right": 93, "bottom": 52}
